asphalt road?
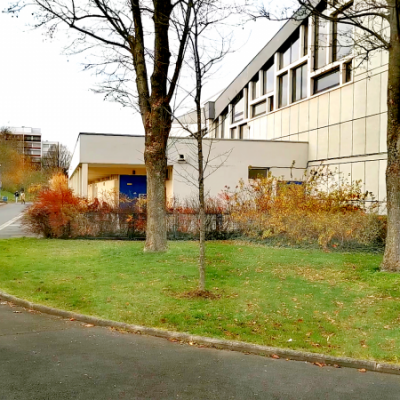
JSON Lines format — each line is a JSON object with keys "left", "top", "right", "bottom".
{"left": 1, "top": 302, "right": 400, "bottom": 400}
{"left": 0, "top": 203, "right": 32, "bottom": 238}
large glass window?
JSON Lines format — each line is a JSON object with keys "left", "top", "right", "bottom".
{"left": 314, "top": 68, "right": 340, "bottom": 94}
{"left": 232, "top": 95, "right": 244, "bottom": 123}
{"left": 279, "top": 73, "right": 288, "bottom": 108}
{"left": 314, "top": 15, "right": 329, "bottom": 69}
{"left": 264, "top": 63, "right": 275, "bottom": 94}
{"left": 230, "top": 127, "right": 237, "bottom": 139}
{"left": 280, "top": 30, "right": 300, "bottom": 69}
{"left": 252, "top": 100, "right": 266, "bottom": 117}
{"left": 292, "top": 63, "right": 308, "bottom": 102}
{"left": 333, "top": 20, "right": 353, "bottom": 60}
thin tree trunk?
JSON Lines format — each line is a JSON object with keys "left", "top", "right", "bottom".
{"left": 197, "top": 128, "right": 206, "bottom": 291}
{"left": 382, "top": 1, "right": 400, "bottom": 271}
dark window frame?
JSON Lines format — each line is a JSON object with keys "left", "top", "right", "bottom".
{"left": 248, "top": 167, "right": 270, "bottom": 180}
{"left": 252, "top": 100, "right": 267, "bottom": 118}
{"left": 278, "top": 73, "right": 289, "bottom": 108}
{"left": 313, "top": 67, "right": 340, "bottom": 94}
{"left": 292, "top": 63, "right": 308, "bottom": 102}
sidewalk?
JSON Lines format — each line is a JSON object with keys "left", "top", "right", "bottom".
{"left": 1, "top": 301, "right": 399, "bottom": 400}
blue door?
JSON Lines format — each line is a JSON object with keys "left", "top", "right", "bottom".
{"left": 119, "top": 175, "right": 147, "bottom": 201}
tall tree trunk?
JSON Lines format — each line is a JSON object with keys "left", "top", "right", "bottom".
{"left": 144, "top": 104, "right": 170, "bottom": 252}
{"left": 381, "top": 2, "right": 400, "bottom": 271}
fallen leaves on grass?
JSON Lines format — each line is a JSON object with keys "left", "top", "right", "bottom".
{"left": 174, "top": 290, "right": 222, "bottom": 300}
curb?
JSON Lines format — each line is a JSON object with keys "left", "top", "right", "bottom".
{"left": 1, "top": 290, "right": 399, "bottom": 375}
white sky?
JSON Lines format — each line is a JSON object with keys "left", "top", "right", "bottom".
{"left": 0, "top": 3, "right": 283, "bottom": 152}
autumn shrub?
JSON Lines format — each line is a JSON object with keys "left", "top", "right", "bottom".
{"left": 224, "top": 166, "right": 386, "bottom": 250}
{"left": 23, "top": 173, "right": 89, "bottom": 238}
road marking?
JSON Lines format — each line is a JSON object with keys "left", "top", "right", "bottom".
{"left": 0, "top": 214, "right": 23, "bottom": 231}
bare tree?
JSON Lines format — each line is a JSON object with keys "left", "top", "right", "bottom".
{"left": 258, "top": 0, "right": 400, "bottom": 271}
{"left": 42, "top": 143, "right": 72, "bottom": 174}
{"left": 168, "top": 0, "right": 235, "bottom": 291}
{"left": 6, "top": 0, "right": 194, "bottom": 252}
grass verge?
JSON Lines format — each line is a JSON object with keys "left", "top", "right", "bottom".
{"left": 0, "top": 238, "right": 399, "bottom": 363}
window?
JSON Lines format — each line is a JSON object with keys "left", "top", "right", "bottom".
{"left": 220, "top": 113, "right": 226, "bottom": 138}
{"left": 314, "top": 68, "right": 340, "bottom": 94}
{"left": 292, "top": 63, "right": 308, "bottom": 102}
{"left": 333, "top": 8, "right": 353, "bottom": 61}
{"left": 239, "top": 124, "right": 247, "bottom": 139}
{"left": 249, "top": 167, "right": 269, "bottom": 180}
{"left": 251, "top": 74, "right": 259, "bottom": 100}
{"left": 279, "top": 73, "right": 288, "bottom": 108}
{"left": 264, "top": 63, "right": 274, "bottom": 94}
{"left": 345, "top": 61, "right": 352, "bottom": 83}
{"left": 252, "top": 101, "right": 266, "bottom": 118}
{"left": 268, "top": 96, "right": 274, "bottom": 112}
{"left": 280, "top": 30, "right": 300, "bottom": 69}
{"left": 232, "top": 95, "right": 244, "bottom": 123}
{"left": 314, "top": 14, "right": 329, "bottom": 69}
{"left": 230, "top": 127, "right": 237, "bottom": 139}
{"left": 303, "top": 20, "right": 309, "bottom": 56}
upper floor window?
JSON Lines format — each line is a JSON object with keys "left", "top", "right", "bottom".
{"left": 344, "top": 61, "right": 352, "bottom": 83}
{"left": 264, "top": 63, "right": 275, "bottom": 94}
{"left": 292, "top": 63, "right": 308, "bottom": 102}
{"left": 280, "top": 30, "right": 300, "bottom": 69}
{"left": 232, "top": 94, "right": 244, "bottom": 123}
{"left": 251, "top": 74, "right": 259, "bottom": 100}
{"left": 314, "top": 15, "right": 329, "bottom": 69}
{"left": 303, "top": 20, "right": 309, "bottom": 56}
{"left": 314, "top": 68, "right": 340, "bottom": 94}
{"left": 279, "top": 73, "right": 289, "bottom": 108}
{"left": 332, "top": 19, "right": 353, "bottom": 61}
{"left": 252, "top": 100, "right": 266, "bottom": 118}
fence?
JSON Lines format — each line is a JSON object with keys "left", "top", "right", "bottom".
{"left": 81, "top": 210, "right": 238, "bottom": 240}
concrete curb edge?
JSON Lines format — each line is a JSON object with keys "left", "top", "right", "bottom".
{"left": 1, "top": 290, "right": 399, "bottom": 375}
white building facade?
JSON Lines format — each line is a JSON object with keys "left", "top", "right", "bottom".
{"left": 205, "top": 3, "right": 388, "bottom": 208}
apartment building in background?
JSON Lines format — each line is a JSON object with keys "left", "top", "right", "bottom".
{"left": 7, "top": 127, "right": 43, "bottom": 165}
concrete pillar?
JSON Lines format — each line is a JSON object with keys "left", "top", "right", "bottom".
{"left": 243, "top": 87, "right": 248, "bottom": 119}
{"left": 218, "top": 116, "right": 223, "bottom": 138}
{"left": 81, "top": 163, "right": 89, "bottom": 198}
{"left": 258, "top": 70, "right": 264, "bottom": 97}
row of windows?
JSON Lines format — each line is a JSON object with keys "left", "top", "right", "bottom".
{"left": 221, "top": 9, "right": 354, "bottom": 136}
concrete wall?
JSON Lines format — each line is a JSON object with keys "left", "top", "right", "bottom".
{"left": 69, "top": 134, "right": 308, "bottom": 201}
{"left": 168, "top": 138, "right": 308, "bottom": 199}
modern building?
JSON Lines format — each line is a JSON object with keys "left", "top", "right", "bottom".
{"left": 69, "top": 1, "right": 388, "bottom": 206}
{"left": 204, "top": 4, "right": 388, "bottom": 208}
{"left": 68, "top": 133, "right": 308, "bottom": 202}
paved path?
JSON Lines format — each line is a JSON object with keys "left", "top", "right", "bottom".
{"left": 1, "top": 302, "right": 400, "bottom": 399}
{"left": 0, "top": 203, "right": 32, "bottom": 239}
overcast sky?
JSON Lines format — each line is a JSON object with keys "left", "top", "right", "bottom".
{"left": 0, "top": 3, "right": 283, "bottom": 152}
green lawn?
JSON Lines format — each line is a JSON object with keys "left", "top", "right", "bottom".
{"left": 1, "top": 239, "right": 399, "bottom": 363}
{"left": 0, "top": 190, "right": 14, "bottom": 201}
